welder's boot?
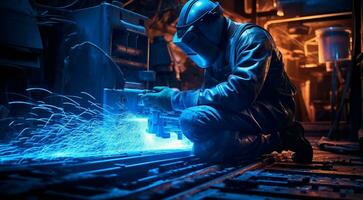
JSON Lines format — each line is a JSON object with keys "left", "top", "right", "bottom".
{"left": 224, "top": 131, "right": 283, "bottom": 161}
{"left": 193, "top": 131, "right": 282, "bottom": 162}
{"left": 280, "top": 122, "right": 313, "bottom": 163}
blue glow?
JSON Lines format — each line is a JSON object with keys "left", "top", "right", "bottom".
{"left": 0, "top": 89, "right": 192, "bottom": 164}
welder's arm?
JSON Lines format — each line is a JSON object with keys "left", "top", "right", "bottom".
{"left": 172, "top": 27, "right": 273, "bottom": 112}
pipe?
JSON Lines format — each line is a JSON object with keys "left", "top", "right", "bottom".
{"left": 264, "top": 12, "right": 352, "bottom": 30}
{"left": 348, "top": 0, "right": 362, "bottom": 141}
{"left": 251, "top": 0, "right": 257, "bottom": 24}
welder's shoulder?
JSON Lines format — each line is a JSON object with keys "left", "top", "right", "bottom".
{"left": 236, "top": 25, "right": 273, "bottom": 50}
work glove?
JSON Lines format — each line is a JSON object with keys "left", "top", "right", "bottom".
{"left": 141, "top": 86, "right": 177, "bottom": 112}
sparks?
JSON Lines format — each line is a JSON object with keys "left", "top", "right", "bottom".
{"left": 0, "top": 89, "right": 192, "bottom": 164}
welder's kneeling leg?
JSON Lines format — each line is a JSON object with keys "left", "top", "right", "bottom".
{"left": 179, "top": 106, "right": 221, "bottom": 143}
{"left": 179, "top": 106, "right": 236, "bottom": 160}
{"left": 179, "top": 106, "right": 280, "bottom": 161}
{"left": 179, "top": 105, "right": 259, "bottom": 143}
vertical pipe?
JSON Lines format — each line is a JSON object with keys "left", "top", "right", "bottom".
{"left": 349, "top": 0, "right": 362, "bottom": 141}
{"left": 146, "top": 37, "right": 150, "bottom": 89}
{"left": 332, "top": 62, "right": 337, "bottom": 120}
{"left": 329, "top": 61, "right": 338, "bottom": 139}
{"left": 147, "top": 37, "right": 150, "bottom": 71}
{"left": 251, "top": 0, "right": 257, "bottom": 24}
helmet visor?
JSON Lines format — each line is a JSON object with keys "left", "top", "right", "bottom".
{"left": 173, "top": 25, "right": 219, "bottom": 68}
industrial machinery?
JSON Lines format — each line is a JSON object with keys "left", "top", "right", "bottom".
{"left": 61, "top": 3, "right": 151, "bottom": 102}
{"left": 0, "top": 1, "right": 43, "bottom": 69}
{"left": 0, "top": 1, "right": 43, "bottom": 117}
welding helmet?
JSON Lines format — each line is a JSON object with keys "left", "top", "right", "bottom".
{"left": 173, "top": 0, "right": 224, "bottom": 68}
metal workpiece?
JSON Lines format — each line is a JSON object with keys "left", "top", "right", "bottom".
{"left": 103, "top": 88, "right": 183, "bottom": 139}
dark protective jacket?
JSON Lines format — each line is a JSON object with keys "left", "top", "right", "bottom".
{"left": 171, "top": 19, "right": 296, "bottom": 129}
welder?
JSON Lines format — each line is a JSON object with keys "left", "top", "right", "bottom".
{"left": 142, "top": 0, "right": 313, "bottom": 163}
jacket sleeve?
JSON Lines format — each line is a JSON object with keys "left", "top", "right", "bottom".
{"left": 171, "top": 27, "right": 273, "bottom": 112}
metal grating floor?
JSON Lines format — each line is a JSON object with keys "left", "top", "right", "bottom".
{"left": 0, "top": 137, "right": 362, "bottom": 199}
